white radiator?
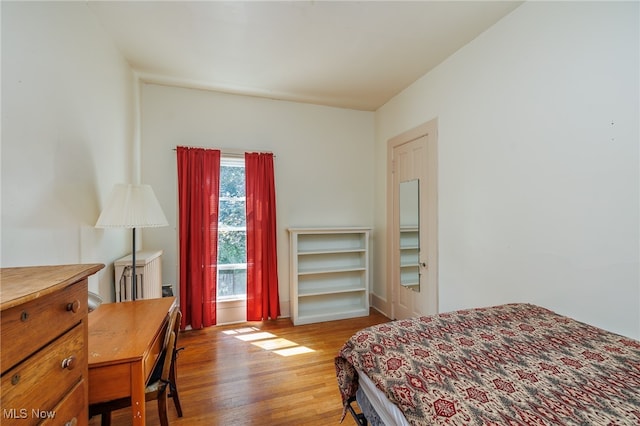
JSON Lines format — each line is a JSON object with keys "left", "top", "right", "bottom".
{"left": 114, "top": 250, "right": 163, "bottom": 301}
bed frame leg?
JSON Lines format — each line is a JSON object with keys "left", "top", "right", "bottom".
{"left": 346, "top": 396, "right": 367, "bottom": 426}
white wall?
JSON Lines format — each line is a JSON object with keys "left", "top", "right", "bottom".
{"left": 140, "top": 83, "right": 375, "bottom": 312}
{"left": 374, "top": 1, "right": 640, "bottom": 338}
{"left": 1, "top": 2, "right": 136, "bottom": 297}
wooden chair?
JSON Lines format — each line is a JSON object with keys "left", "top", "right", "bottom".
{"left": 168, "top": 309, "right": 184, "bottom": 417}
{"left": 89, "top": 306, "right": 184, "bottom": 426}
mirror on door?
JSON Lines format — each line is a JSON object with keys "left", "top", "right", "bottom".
{"left": 399, "top": 179, "right": 420, "bottom": 292}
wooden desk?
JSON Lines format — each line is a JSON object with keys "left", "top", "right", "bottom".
{"left": 88, "top": 297, "right": 175, "bottom": 425}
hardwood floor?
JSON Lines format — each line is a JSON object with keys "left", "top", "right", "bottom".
{"left": 88, "top": 309, "right": 390, "bottom": 426}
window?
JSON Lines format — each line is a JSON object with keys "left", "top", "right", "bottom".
{"left": 217, "top": 157, "right": 246, "bottom": 300}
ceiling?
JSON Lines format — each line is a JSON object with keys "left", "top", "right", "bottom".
{"left": 88, "top": 1, "right": 522, "bottom": 111}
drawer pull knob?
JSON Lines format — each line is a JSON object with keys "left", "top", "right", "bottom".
{"left": 20, "top": 311, "right": 29, "bottom": 322}
{"left": 61, "top": 355, "right": 77, "bottom": 370}
{"left": 11, "top": 374, "right": 20, "bottom": 385}
{"left": 64, "top": 417, "right": 78, "bottom": 426}
{"left": 66, "top": 299, "right": 80, "bottom": 313}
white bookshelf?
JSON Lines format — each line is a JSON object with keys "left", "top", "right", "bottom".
{"left": 289, "top": 227, "right": 370, "bottom": 325}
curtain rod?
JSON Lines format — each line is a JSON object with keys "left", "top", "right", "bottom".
{"left": 172, "top": 147, "right": 275, "bottom": 158}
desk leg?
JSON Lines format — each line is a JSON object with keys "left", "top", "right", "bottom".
{"left": 131, "top": 361, "right": 146, "bottom": 425}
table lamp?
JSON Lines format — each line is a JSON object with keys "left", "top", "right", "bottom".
{"left": 95, "top": 184, "right": 168, "bottom": 300}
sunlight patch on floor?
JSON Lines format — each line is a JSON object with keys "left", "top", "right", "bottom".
{"left": 251, "top": 338, "right": 297, "bottom": 350}
{"left": 223, "top": 327, "right": 314, "bottom": 356}
{"left": 273, "top": 346, "right": 315, "bottom": 356}
{"left": 234, "top": 331, "right": 277, "bottom": 341}
{"left": 222, "top": 327, "right": 259, "bottom": 335}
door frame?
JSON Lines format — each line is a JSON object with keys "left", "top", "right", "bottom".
{"left": 387, "top": 118, "right": 438, "bottom": 319}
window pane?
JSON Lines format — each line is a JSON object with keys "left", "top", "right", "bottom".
{"left": 218, "top": 199, "right": 245, "bottom": 227}
{"left": 220, "top": 163, "right": 245, "bottom": 198}
{"left": 217, "top": 160, "right": 247, "bottom": 299}
{"left": 218, "top": 267, "right": 247, "bottom": 298}
{"left": 217, "top": 230, "right": 246, "bottom": 264}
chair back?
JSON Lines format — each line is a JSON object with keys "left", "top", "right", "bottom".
{"left": 169, "top": 309, "right": 184, "bottom": 374}
{"left": 159, "top": 331, "right": 176, "bottom": 382}
{"left": 148, "top": 306, "right": 180, "bottom": 385}
{"left": 173, "top": 310, "right": 182, "bottom": 341}
{"left": 164, "top": 306, "right": 180, "bottom": 349}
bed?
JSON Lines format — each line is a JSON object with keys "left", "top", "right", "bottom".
{"left": 335, "top": 303, "right": 640, "bottom": 425}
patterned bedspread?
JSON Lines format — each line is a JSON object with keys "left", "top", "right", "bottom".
{"left": 335, "top": 303, "right": 640, "bottom": 425}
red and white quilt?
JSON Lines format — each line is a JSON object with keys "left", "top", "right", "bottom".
{"left": 335, "top": 303, "right": 640, "bottom": 425}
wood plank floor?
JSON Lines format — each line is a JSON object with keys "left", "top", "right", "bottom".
{"left": 89, "top": 309, "right": 390, "bottom": 426}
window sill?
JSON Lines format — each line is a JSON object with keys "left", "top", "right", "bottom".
{"left": 217, "top": 298, "right": 246, "bottom": 307}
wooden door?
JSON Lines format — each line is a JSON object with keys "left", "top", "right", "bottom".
{"left": 388, "top": 119, "right": 438, "bottom": 320}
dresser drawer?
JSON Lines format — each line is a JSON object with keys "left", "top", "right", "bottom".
{"left": 1, "top": 280, "right": 87, "bottom": 373}
{"left": 41, "top": 379, "right": 87, "bottom": 426}
{"left": 1, "top": 323, "right": 86, "bottom": 425}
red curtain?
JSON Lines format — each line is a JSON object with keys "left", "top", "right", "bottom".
{"left": 177, "top": 147, "right": 221, "bottom": 329}
{"left": 245, "top": 152, "right": 280, "bottom": 321}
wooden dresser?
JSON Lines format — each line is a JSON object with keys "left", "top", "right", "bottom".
{"left": 1, "top": 264, "right": 104, "bottom": 426}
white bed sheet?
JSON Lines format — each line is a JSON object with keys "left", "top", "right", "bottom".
{"left": 357, "top": 370, "right": 410, "bottom": 426}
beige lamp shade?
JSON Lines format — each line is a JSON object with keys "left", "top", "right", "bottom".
{"left": 95, "top": 184, "right": 168, "bottom": 228}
